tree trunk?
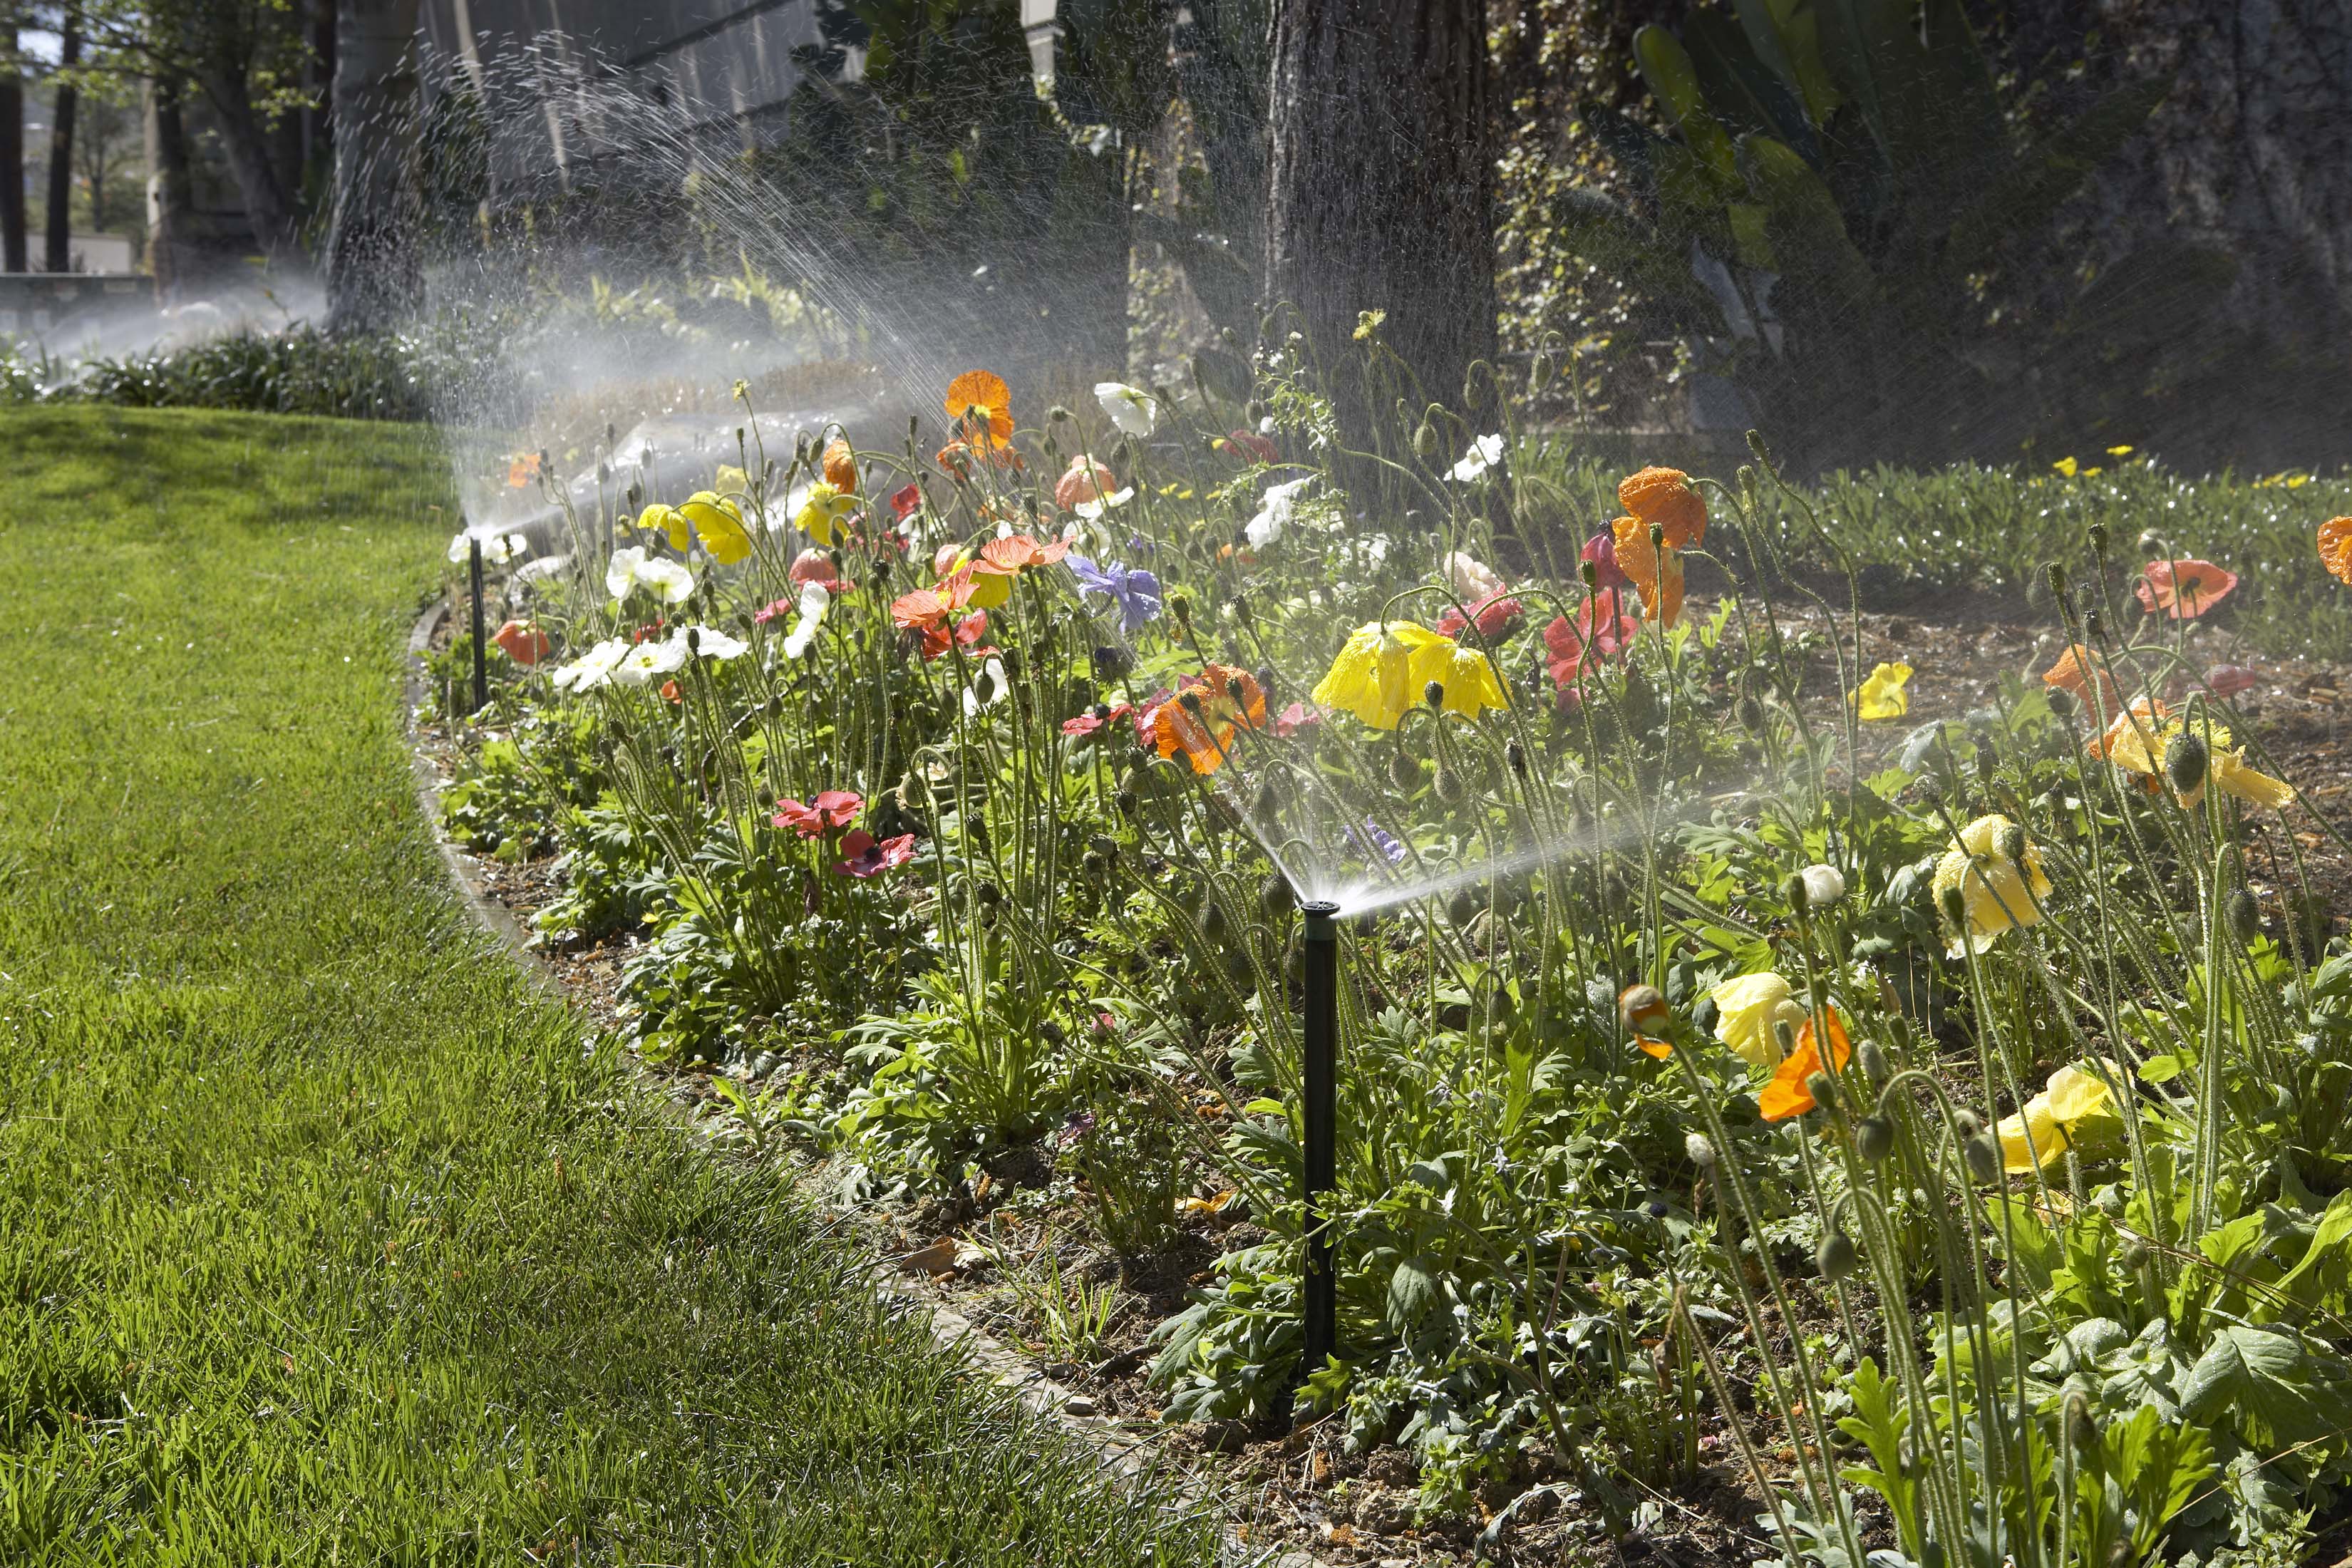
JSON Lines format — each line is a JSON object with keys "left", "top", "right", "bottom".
{"left": 303, "top": 0, "right": 336, "bottom": 177}
{"left": 325, "top": 0, "right": 422, "bottom": 335}
{"left": 197, "top": 67, "right": 300, "bottom": 261}
{"left": 46, "top": 11, "right": 81, "bottom": 273}
{"left": 143, "top": 76, "right": 195, "bottom": 302}
{"left": 1267, "top": 0, "right": 1497, "bottom": 466}
{"left": 0, "top": 24, "right": 24, "bottom": 272}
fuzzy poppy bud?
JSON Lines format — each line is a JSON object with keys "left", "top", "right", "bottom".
{"left": 1745, "top": 430, "right": 1775, "bottom": 469}
{"left": 2065, "top": 1389, "right": 2096, "bottom": 1455}
{"left": 1783, "top": 871, "right": 1810, "bottom": 914}
{"left": 1080, "top": 850, "right": 1107, "bottom": 876}
{"left": 685, "top": 626, "right": 701, "bottom": 654}
{"left": 765, "top": 694, "right": 784, "bottom": 719}
{"left": 1954, "top": 1110, "right": 1983, "bottom": 1139}
{"left": 1734, "top": 693, "right": 1765, "bottom": 733}
{"left": 976, "top": 882, "right": 1002, "bottom": 907}
{"left": 2167, "top": 731, "right": 2208, "bottom": 795}
{"left": 1388, "top": 751, "right": 1420, "bottom": 791}
{"left": 2045, "top": 562, "right": 2070, "bottom": 604}
{"left": 2086, "top": 521, "right": 2108, "bottom": 555}
{"left": 1939, "top": 882, "right": 1969, "bottom": 928}
{"left": 1224, "top": 947, "right": 1255, "bottom": 984}
{"left": 1088, "top": 833, "right": 1118, "bottom": 860}
{"left": 1805, "top": 1071, "right": 1837, "bottom": 1111}
{"left": 1092, "top": 645, "right": 1134, "bottom": 681}
{"left": 2046, "top": 685, "right": 2078, "bottom": 724}
{"left": 2137, "top": 529, "right": 2164, "bottom": 556}
{"left": 1413, "top": 421, "right": 1438, "bottom": 460}
{"left": 1505, "top": 741, "right": 1528, "bottom": 777}
{"left": 1446, "top": 889, "right": 1477, "bottom": 927}
{"left": 1686, "top": 1133, "right": 1718, "bottom": 1170}
{"left": 1170, "top": 592, "right": 1192, "bottom": 628}
{"left": 2225, "top": 887, "right": 2261, "bottom": 940}
{"left": 1857, "top": 1040, "right": 1891, "bottom": 1085}
{"left": 1200, "top": 897, "right": 1228, "bottom": 939}
{"left": 1049, "top": 404, "right": 1071, "bottom": 423}
{"left": 1817, "top": 1231, "right": 1858, "bottom": 1281}
{"left": 1261, "top": 874, "right": 1294, "bottom": 915}
{"left": 2084, "top": 609, "right": 2103, "bottom": 639}
{"left": 1423, "top": 679, "right": 1445, "bottom": 710}
{"left": 1579, "top": 559, "right": 1599, "bottom": 589}
{"left": 1617, "top": 984, "right": 1668, "bottom": 1038}
{"left": 873, "top": 555, "right": 892, "bottom": 584}
{"left": 1998, "top": 823, "right": 2028, "bottom": 866}
{"left": 2119, "top": 1239, "right": 2150, "bottom": 1272}
{"left": 1963, "top": 1134, "right": 2002, "bottom": 1182}
{"left": 1432, "top": 767, "right": 1464, "bottom": 805}
{"left": 1115, "top": 788, "right": 1139, "bottom": 818}
{"left": 1856, "top": 1116, "right": 1895, "bottom": 1162}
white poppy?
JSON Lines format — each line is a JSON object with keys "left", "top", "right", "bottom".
{"left": 551, "top": 637, "right": 629, "bottom": 693}
{"left": 606, "top": 546, "right": 649, "bottom": 599}
{"left": 781, "top": 583, "right": 831, "bottom": 660}
{"left": 1075, "top": 486, "right": 1135, "bottom": 521}
{"left": 1449, "top": 434, "right": 1505, "bottom": 483}
{"left": 676, "top": 623, "right": 749, "bottom": 662}
{"left": 1443, "top": 550, "right": 1506, "bottom": 602}
{"left": 1094, "top": 381, "right": 1157, "bottom": 438}
{"left": 612, "top": 638, "right": 689, "bottom": 686}
{"left": 963, "top": 655, "right": 1011, "bottom": 717}
{"left": 1246, "top": 476, "right": 1314, "bottom": 548}
{"left": 448, "top": 530, "right": 530, "bottom": 565}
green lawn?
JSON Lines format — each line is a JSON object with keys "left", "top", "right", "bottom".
{"left": 0, "top": 408, "right": 1213, "bottom": 1564}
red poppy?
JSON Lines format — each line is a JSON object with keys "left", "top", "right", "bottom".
{"left": 889, "top": 482, "right": 924, "bottom": 522}
{"left": 1061, "top": 702, "right": 1134, "bottom": 739}
{"left": 1218, "top": 429, "right": 1279, "bottom": 465}
{"left": 492, "top": 619, "right": 552, "bottom": 666}
{"left": 1760, "top": 1009, "right": 1852, "bottom": 1122}
{"left": 659, "top": 679, "right": 683, "bottom": 705}
{"left": 1581, "top": 531, "right": 1629, "bottom": 593}
{"left": 1435, "top": 592, "right": 1523, "bottom": 640}
{"left": 773, "top": 790, "right": 864, "bottom": 837}
{"left": 832, "top": 829, "right": 918, "bottom": 878}
{"left": 2206, "top": 664, "right": 2259, "bottom": 698}
{"left": 2135, "top": 557, "right": 2238, "bottom": 619}
{"left": 631, "top": 619, "right": 668, "bottom": 644}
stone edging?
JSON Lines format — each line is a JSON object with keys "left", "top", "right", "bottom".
{"left": 401, "top": 601, "right": 1315, "bottom": 1568}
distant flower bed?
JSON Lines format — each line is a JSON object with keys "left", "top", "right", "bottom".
{"left": 434, "top": 346, "right": 2352, "bottom": 1561}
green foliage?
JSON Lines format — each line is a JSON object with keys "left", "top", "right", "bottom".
{"left": 1561, "top": 0, "right": 2232, "bottom": 468}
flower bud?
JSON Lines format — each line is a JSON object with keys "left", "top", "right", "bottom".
{"left": 1579, "top": 559, "right": 1599, "bottom": 589}
{"left": 1998, "top": 823, "right": 2028, "bottom": 866}
{"left": 1261, "top": 875, "right": 1295, "bottom": 915}
{"left": 2065, "top": 1389, "right": 2097, "bottom": 1455}
{"left": 2226, "top": 887, "right": 2261, "bottom": 940}
{"left": 1115, "top": 788, "right": 1139, "bottom": 818}
{"left": 1505, "top": 741, "right": 1527, "bottom": 777}
{"left": 1805, "top": 1071, "right": 1837, "bottom": 1111}
{"left": 2166, "top": 731, "right": 2208, "bottom": 795}
{"left": 2119, "top": 1239, "right": 2150, "bottom": 1272}
{"left": 1782, "top": 871, "right": 1810, "bottom": 914}
{"left": 1618, "top": 984, "right": 1668, "bottom": 1037}
{"left": 1388, "top": 751, "right": 1420, "bottom": 791}
{"left": 1170, "top": 592, "right": 1193, "bottom": 628}
{"left": 1857, "top": 1041, "right": 1890, "bottom": 1086}
{"left": 2086, "top": 521, "right": 2108, "bottom": 555}
{"left": 1686, "top": 1132, "right": 1718, "bottom": 1169}
{"left": 1856, "top": 1116, "right": 1895, "bottom": 1162}
{"left": 2045, "top": 562, "right": 2070, "bottom": 604}
{"left": 1817, "top": 1231, "right": 1858, "bottom": 1281}
{"left": 1200, "top": 897, "right": 1228, "bottom": 939}
{"left": 2137, "top": 529, "right": 2164, "bottom": 556}
{"left": 1413, "top": 421, "right": 1438, "bottom": 460}
{"left": 1964, "top": 1133, "right": 2002, "bottom": 1182}
{"left": 1745, "top": 430, "right": 1775, "bottom": 469}
{"left": 1733, "top": 693, "right": 1765, "bottom": 734}
{"left": 1423, "top": 679, "right": 1445, "bottom": 710}
{"left": 1953, "top": 1110, "right": 1983, "bottom": 1139}
{"left": 2085, "top": 609, "right": 2103, "bottom": 639}
{"left": 1938, "top": 882, "right": 1969, "bottom": 928}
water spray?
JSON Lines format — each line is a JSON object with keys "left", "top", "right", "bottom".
{"left": 468, "top": 532, "right": 488, "bottom": 715}
{"left": 1300, "top": 899, "right": 1340, "bottom": 1376}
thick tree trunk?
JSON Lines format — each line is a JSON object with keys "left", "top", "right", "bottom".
{"left": 1266, "top": 0, "right": 1497, "bottom": 439}
{"left": 197, "top": 69, "right": 300, "bottom": 260}
{"left": 0, "top": 25, "right": 24, "bottom": 272}
{"left": 303, "top": 0, "right": 336, "bottom": 176}
{"left": 46, "top": 11, "right": 80, "bottom": 274}
{"left": 143, "top": 76, "right": 196, "bottom": 302}
{"left": 325, "top": 0, "right": 422, "bottom": 335}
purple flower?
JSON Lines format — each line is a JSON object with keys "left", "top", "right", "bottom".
{"left": 1066, "top": 554, "right": 1164, "bottom": 634}
{"left": 1346, "top": 816, "right": 1408, "bottom": 867}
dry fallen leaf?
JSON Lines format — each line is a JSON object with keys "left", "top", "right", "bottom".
{"left": 896, "top": 1237, "right": 958, "bottom": 1276}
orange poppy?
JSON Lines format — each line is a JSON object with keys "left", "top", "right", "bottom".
{"left": 1759, "top": 1008, "right": 1852, "bottom": 1122}
{"left": 975, "top": 534, "right": 1071, "bottom": 574}
{"left": 1617, "top": 466, "right": 1706, "bottom": 550}
{"left": 1611, "top": 515, "right": 1685, "bottom": 628}
{"left": 945, "top": 370, "right": 1015, "bottom": 448}
{"left": 936, "top": 438, "right": 1025, "bottom": 479}
{"left": 889, "top": 574, "right": 979, "bottom": 631}
{"left": 2085, "top": 695, "right": 2167, "bottom": 763}
{"left": 2040, "top": 642, "right": 2120, "bottom": 717}
{"left": 492, "top": 619, "right": 552, "bottom": 666}
{"left": 1141, "top": 664, "right": 1267, "bottom": 775}
{"left": 822, "top": 437, "right": 859, "bottom": 493}
{"left": 505, "top": 452, "right": 542, "bottom": 489}
{"left": 2135, "top": 557, "right": 2238, "bottom": 619}
{"left": 2320, "top": 517, "right": 2352, "bottom": 586}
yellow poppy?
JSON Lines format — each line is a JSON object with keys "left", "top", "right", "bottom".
{"left": 1932, "top": 813, "right": 2051, "bottom": 956}
{"left": 1709, "top": 971, "right": 1806, "bottom": 1069}
{"left": 2103, "top": 710, "right": 2294, "bottom": 810}
{"left": 680, "top": 491, "right": 753, "bottom": 565}
{"left": 1853, "top": 661, "right": 1912, "bottom": 721}
{"left": 1996, "top": 1063, "right": 2118, "bottom": 1172}
{"left": 795, "top": 481, "right": 860, "bottom": 548}
{"left": 1311, "top": 619, "right": 1506, "bottom": 731}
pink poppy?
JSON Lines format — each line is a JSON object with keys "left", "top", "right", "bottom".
{"left": 790, "top": 547, "right": 854, "bottom": 594}
{"left": 1581, "top": 531, "right": 1629, "bottom": 593}
{"left": 2136, "top": 558, "right": 2239, "bottom": 619}
{"left": 1062, "top": 701, "right": 1134, "bottom": 739}
{"left": 1274, "top": 701, "right": 1324, "bottom": 738}
{"left": 833, "top": 829, "right": 917, "bottom": 878}
{"left": 2206, "top": 664, "right": 2259, "bottom": 698}
{"left": 889, "top": 482, "right": 923, "bottom": 522}
{"left": 1054, "top": 457, "right": 1121, "bottom": 512}
{"left": 1435, "top": 592, "right": 1523, "bottom": 641}
{"left": 1543, "top": 594, "right": 1637, "bottom": 707}
{"left": 773, "top": 790, "right": 864, "bottom": 837}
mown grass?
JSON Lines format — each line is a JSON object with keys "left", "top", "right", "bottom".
{"left": 1520, "top": 439, "right": 2352, "bottom": 659}
{"left": 0, "top": 408, "right": 1214, "bottom": 1564}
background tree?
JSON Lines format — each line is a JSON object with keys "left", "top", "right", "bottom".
{"left": 45, "top": 3, "right": 80, "bottom": 271}
{"left": 1, "top": 14, "right": 25, "bottom": 270}
{"left": 1267, "top": 0, "right": 1498, "bottom": 452}
{"left": 323, "top": 0, "right": 418, "bottom": 333}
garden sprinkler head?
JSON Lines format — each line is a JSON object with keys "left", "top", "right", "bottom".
{"left": 1299, "top": 897, "right": 1341, "bottom": 1378}
{"left": 465, "top": 522, "right": 488, "bottom": 715}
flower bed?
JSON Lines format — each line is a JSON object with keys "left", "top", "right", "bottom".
{"left": 428, "top": 360, "right": 2352, "bottom": 1566}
